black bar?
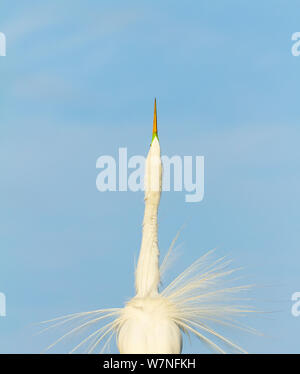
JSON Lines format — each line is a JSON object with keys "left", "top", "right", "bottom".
{"left": 0, "top": 354, "right": 299, "bottom": 371}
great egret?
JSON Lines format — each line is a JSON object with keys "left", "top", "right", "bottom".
{"left": 40, "top": 99, "right": 255, "bottom": 354}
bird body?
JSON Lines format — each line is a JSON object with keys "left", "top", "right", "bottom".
{"left": 117, "top": 295, "right": 182, "bottom": 354}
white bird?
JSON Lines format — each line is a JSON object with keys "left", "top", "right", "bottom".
{"left": 117, "top": 99, "right": 181, "bottom": 353}
{"left": 40, "top": 99, "right": 255, "bottom": 354}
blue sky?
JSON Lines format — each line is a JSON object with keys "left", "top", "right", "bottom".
{"left": 0, "top": 0, "right": 300, "bottom": 353}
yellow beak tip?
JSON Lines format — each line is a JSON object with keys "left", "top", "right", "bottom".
{"left": 152, "top": 98, "right": 157, "bottom": 136}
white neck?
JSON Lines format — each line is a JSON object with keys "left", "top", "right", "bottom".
{"left": 135, "top": 137, "right": 162, "bottom": 297}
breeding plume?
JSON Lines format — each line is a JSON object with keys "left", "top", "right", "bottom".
{"left": 40, "top": 100, "right": 255, "bottom": 353}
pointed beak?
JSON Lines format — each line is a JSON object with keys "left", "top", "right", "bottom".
{"left": 151, "top": 98, "right": 158, "bottom": 143}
